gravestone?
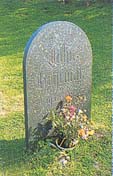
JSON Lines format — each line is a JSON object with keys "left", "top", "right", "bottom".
{"left": 23, "top": 21, "right": 92, "bottom": 148}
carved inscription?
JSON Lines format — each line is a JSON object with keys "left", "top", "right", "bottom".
{"left": 37, "top": 46, "right": 86, "bottom": 91}
{"left": 48, "top": 46, "right": 81, "bottom": 65}
{"left": 37, "top": 69, "right": 84, "bottom": 89}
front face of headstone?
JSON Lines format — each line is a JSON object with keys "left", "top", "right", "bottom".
{"left": 23, "top": 21, "right": 92, "bottom": 148}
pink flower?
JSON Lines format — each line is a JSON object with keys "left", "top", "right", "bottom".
{"left": 68, "top": 105, "right": 76, "bottom": 117}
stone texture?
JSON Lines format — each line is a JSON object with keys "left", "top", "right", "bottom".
{"left": 23, "top": 21, "right": 92, "bottom": 148}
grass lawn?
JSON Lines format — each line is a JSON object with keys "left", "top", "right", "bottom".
{"left": 0, "top": 0, "right": 112, "bottom": 175}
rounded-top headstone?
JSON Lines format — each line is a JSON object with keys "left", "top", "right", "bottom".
{"left": 23, "top": 21, "right": 92, "bottom": 148}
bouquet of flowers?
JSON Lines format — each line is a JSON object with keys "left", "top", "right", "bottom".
{"left": 47, "top": 95, "right": 94, "bottom": 150}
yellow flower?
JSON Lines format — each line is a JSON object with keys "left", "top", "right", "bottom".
{"left": 88, "top": 130, "right": 94, "bottom": 136}
{"left": 78, "top": 129, "right": 88, "bottom": 140}
{"left": 82, "top": 114, "right": 88, "bottom": 122}
{"left": 65, "top": 95, "right": 72, "bottom": 103}
{"left": 78, "top": 129, "right": 85, "bottom": 137}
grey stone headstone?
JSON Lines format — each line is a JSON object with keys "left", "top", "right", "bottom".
{"left": 23, "top": 21, "right": 92, "bottom": 148}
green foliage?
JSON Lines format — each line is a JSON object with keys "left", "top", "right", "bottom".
{"left": 0, "top": 0, "right": 111, "bottom": 175}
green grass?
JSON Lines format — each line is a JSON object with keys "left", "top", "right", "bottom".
{"left": 0, "top": 0, "right": 112, "bottom": 175}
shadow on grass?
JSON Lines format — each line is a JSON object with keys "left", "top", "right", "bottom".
{"left": 0, "top": 138, "right": 26, "bottom": 169}
{"left": 0, "top": 137, "right": 58, "bottom": 174}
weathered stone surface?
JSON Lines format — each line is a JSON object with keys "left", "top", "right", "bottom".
{"left": 23, "top": 21, "right": 92, "bottom": 148}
